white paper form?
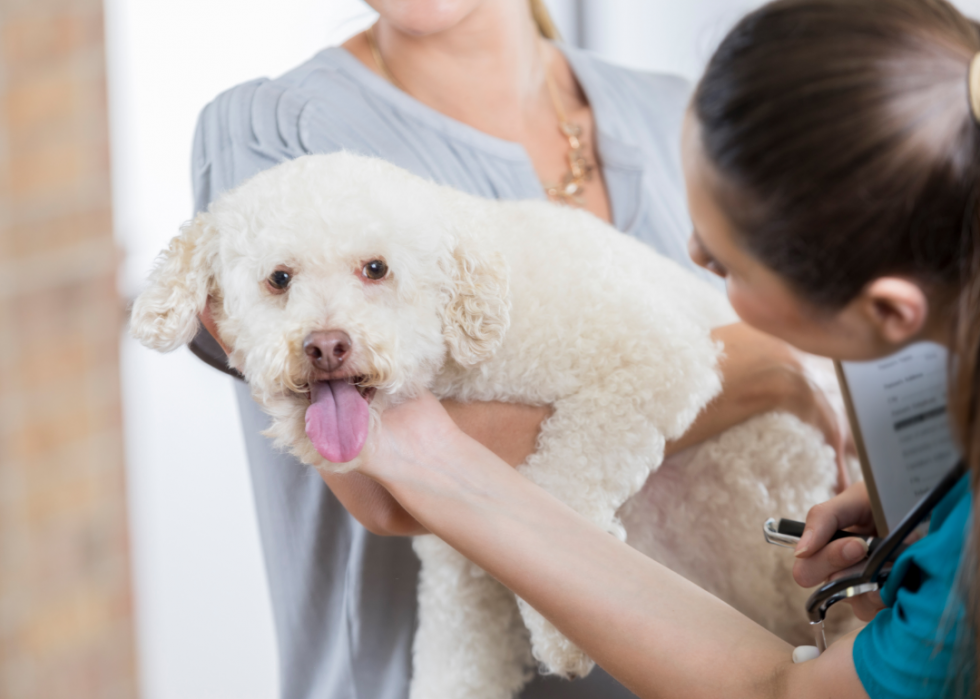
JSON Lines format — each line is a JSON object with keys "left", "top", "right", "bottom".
{"left": 839, "top": 342, "right": 959, "bottom": 534}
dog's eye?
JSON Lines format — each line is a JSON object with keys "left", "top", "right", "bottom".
{"left": 267, "top": 269, "right": 292, "bottom": 292}
{"left": 362, "top": 259, "right": 388, "bottom": 281}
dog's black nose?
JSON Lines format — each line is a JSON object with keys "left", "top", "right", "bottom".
{"left": 304, "top": 330, "right": 352, "bottom": 372}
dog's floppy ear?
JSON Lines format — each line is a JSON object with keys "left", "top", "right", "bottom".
{"left": 130, "top": 212, "right": 219, "bottom": 352}
{"left": 439, "top": 240, "right": 511, "bottom": 366}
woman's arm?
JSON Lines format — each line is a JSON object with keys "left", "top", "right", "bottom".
{"left": 359, "top": 392, "right": 869, "bottom": 699}
{"left": 680, "top": 323, "right": 848, "bottom": 487}
{"left": 334, "top": 321, "right": 843, "bottom": 535}
{"left": 201, "top": 298, "right": 553, "bottom": 535}
{"left": 199, "top": 306, "right": 844, "bottom": 534}
{"left": 323, "top": 399, "right": 552, "bottom": 536}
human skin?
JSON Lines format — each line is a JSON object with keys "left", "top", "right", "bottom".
{"left": 344, "top": 0, "right": 613, "bottom": 223}
{"left": 351, "top": 113, "right": 955, "bottom": 697}
{"left": 198, "top": 0, "right": 849, "bottom": 535}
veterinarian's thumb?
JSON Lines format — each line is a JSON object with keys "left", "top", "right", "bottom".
{"left": 791, "top": 481, "right": 877, "bottom": 588}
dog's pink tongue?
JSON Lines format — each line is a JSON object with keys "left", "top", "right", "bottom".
{"left": 305, "top": 380, "right": 370, "bottom": 463}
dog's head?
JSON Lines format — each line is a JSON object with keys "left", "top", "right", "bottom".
{"left": 131, "top": 153, "right": 510, "bottom": 470}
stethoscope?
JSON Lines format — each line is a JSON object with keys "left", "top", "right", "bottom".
{"left": 764, "top": 459, "right": 966, "bottom": 655}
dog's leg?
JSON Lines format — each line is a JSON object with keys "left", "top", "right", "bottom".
{"left": 411, "top": 535, "right": 533, "bottom": 699}
{"left": 514, "top": 390, "right": 663, "bottom": 679}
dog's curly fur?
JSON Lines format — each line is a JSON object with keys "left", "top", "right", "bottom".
{"left": 132, "top": 153, "right": 841, "bottom": 699}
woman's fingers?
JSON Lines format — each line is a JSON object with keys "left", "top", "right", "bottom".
{"left": 792, "top": 537, "right": 870, "bottom": 588}
{"left": 825, "top": 559, "right": 886, "bottom": 620}
{"left": 794, "top": 481, "right": 875, "bottom": 558}
{"left": 199, "top": 296, "right": 232, "bottom": 354}
{"left": 846, "top": 589, "right": 885, "bottom": 622}
{"left": 792, "top": 480, "right": 879, "bottom": 588}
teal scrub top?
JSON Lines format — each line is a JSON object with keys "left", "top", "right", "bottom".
{"left": 853, "top": 473, "right": 975, "bottom": 698}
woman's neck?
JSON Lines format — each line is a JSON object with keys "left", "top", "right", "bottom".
{"left": 341, "top": 1, "right": 612, "bottom": 223}
{"left": 343, "top": 2, "right": 581, "bottom": 143}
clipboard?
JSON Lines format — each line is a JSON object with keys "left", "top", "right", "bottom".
{"left": 835, "top": 360, "right": 889, "bottom": 535}
{"left": 834, "top": 342, "right": 958, "bottom": 537}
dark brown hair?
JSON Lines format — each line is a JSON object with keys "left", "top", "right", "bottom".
{"left": 694, "top": 0, "right": 980, "bottom": 690}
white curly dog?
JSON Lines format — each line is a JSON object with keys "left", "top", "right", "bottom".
{"left": 132, "top": 153, "right": 840, "bottom": 699}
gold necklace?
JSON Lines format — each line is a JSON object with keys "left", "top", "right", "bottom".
{"left": 366, "top": 24, "right": 407, "bottom": 92}
{"left": 365, "top": 25, "right": 595, "bottom": 208}
{"left": 540, "top": 50, "right": 594, "bottom": 207}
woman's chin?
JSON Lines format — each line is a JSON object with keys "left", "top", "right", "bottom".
{"left": 370, "top": 0, "right": 486, "bottom": 38}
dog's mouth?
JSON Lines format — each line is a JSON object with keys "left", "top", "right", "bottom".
{"left": 332, "top": 375, "right": 377, "bottom": 402}
{"left": 304, "top": 376, "right": 377, "bottom": 464}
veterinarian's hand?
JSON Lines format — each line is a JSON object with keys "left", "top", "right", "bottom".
{"left": 357, "top": 391, "right": 467, "bottom": 484}
{"left": 329, "top": 397, "right": 550, "bottom": 536}
{"left": 361, "top": 396, "right": 551, "bottom": 479}
{"left": 309, "top": 392, "right": 459, "bottom": 537}
{"left": 672, "top": 323, "right": 850, "bottom": 491}
{"left": 792, "top": 481, "right": 885, "bottom": 621}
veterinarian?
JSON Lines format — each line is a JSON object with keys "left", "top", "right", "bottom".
{"left": 191, "top": 2, "right": 850, "bottom": 698}
{"left": 352, "top": 0, "right": 980, "bottom": 697}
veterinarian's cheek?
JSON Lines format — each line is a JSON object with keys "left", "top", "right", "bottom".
{"left": 727, "top": 279, "right": 831, "bottom": 355}
{"left": 687, "top": 234, "right": 705, "bottom": 268}
{"left": 726, "top": 281, "right": 787, "bottom": 338}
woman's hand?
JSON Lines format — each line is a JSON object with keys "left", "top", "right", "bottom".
{"left": 332, "top": 398, "right": 548, "bottom": 535}
{"left": 197, "top": 303, "right": 549, "bottom": 534}
{"left": 200, "top": 300, "right": 232, "bottom": 354}
{"left": 345, "top": 397, "right": 551, "bottom": 534}
{"left": 357, "top": 391, "right": 464, "bottom": 484}
{"left": 792, "top": 481, "right": 885, "bottom": 621}
{"left": 671, "top": 322, "right": 850, "bottom": 490}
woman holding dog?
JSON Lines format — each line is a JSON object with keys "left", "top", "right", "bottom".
{"left": 355, "top": 0, "right": 980, "bottom": 696}
{"left": 192, "top": 2, "right": 851, "bottom": 698}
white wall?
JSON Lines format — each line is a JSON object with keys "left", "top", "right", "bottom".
{"left": 573, "top": 0, "right": 980, "bottom": 78}
{"left": 105, "top": 3, "right": 375, "bottom": 698}
{"left": 105, "top": 2, "right": 980, "bottom": 698}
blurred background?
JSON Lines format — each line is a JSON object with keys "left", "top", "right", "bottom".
{"left": 3, "top": 0, "right": 980, "bottom": 697}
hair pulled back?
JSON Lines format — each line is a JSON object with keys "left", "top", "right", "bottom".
{"left": 695, "top": 0, "right": 980, "bottom": 684}
{"left": 529, "top": 0, "right": 561, "bottom": 40}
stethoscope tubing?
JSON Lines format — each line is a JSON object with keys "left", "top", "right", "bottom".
{"left": 804, "top": 460, "right": 967, "bottom": 626}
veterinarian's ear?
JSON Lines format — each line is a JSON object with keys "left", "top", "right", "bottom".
{"left": 439, "top": 242, "right": 511, "bottom": 366}
{"left": 130, "top": 213, "right": 219, "bottom": 352}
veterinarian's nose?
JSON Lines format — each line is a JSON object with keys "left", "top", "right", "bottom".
{"left": 304, "top": 330, "right": 352, "bottom": 372}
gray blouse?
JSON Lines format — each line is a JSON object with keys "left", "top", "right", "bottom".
{"left": 191, "top": 42, "right": 716, "bottom": 699}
